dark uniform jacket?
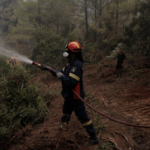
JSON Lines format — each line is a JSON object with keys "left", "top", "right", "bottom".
{"left": 61, "top": 60, "right": 85, "bottom": 99}
{"left": 117, "top": 53, "right": 126, "bottom": 65}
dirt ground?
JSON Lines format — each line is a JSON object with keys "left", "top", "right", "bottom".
{"left": 1, "top": 61, "right": 150, "bottom": 150}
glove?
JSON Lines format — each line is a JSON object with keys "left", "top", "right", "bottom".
{"left": 56, "top": 72, "right": 64, "bottom": 79}
{"left": 39, "top": 66, "right": 47, "bottom": 70}
{"left": 39, "top": 64, "right": 48, "bottom": 71}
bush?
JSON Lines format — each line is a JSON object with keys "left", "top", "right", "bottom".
{"left": 0, "top": 58, "right": 47, "bottom": 141}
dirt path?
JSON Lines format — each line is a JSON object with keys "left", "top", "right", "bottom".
{"left": 2, "top": 64, "right": 150, "bottom": 150}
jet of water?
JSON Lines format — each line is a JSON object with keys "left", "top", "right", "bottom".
{"left": 0, "top": 46, "right": 33, "bottom": 64}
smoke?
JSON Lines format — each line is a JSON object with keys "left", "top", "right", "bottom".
{"left": 0, "top": 46, "right": 33, "bottom": 64}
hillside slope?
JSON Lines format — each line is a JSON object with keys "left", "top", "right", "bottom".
{"left": 1, "top": 62, "right": 150, "bottom": 150}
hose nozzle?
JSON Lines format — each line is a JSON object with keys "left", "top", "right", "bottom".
{"left": 32, "top": 61, "right": 42, "bottom": 67}
{"left": 32, "top": 61, "right": 54, "bottom": 72}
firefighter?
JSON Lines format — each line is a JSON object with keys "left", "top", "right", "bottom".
{"left": 114, "top": 48, "right": 126, "bottom": 78}
{"left": 41, "top": 41, "right": 99, "bottom": 146}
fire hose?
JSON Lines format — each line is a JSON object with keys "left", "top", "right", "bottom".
{"left": 33, "top": 61, "right": 150, "bottom": 128}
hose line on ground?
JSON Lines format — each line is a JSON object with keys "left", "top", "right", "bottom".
{"left": 33, "top": 61, "right": 150, "bottom": 128}
{"left": 73, "top": 90, "right": 150, "bottom": 128}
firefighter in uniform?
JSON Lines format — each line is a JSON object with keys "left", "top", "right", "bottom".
{"left": 43, "top": 41, "right": 99, "bottom": 146}
{"left": 115, "top": 48, "right": 126, "bottom": 78}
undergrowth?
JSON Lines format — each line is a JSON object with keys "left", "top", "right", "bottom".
{"left": 0, "top": 58, "right": 51, "bottom": 141}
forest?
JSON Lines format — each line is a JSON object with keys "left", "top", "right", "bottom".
{"left": 0, "top": 0, "right": 150, "bottom": 150}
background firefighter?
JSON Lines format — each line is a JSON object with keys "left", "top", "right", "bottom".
{"left": 40, "top": 41, "right": 99, "bottom": 146}
{"left": 115, "top": 48, "right": 126, "bottom": 78}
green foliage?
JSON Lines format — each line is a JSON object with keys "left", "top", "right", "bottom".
{"left": 124, "top": 1, "right": 150, "bottom": 55}
{"left": 0, "top": 0, "right": 18, "bottom": 34}
{"left": 120, "top": 1, "right": 150, "bottom": 69}
{"left": 0, "top": 59, "right": 47, "bottom": 141}
{"left": 32, "top": 27, "right": 65, "bottom": 65}
{"left": 0, "top": 0, "right": 149, "bottom": 66}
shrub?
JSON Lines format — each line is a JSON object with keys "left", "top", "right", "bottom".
{"left": 0, "top": 58, "right": 47, "bottom": 141}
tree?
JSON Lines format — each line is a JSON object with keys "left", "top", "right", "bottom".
{"left": 123, "top": 0, "right": 150, "bottom": 67}
{"left": 0, "top": 0, "right": 18, "bottom": 34}
{"left": 84, "top": 0, "right": 89, "bottom": 40}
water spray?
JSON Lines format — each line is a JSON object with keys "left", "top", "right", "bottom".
{"left": 0, "top": 46, "right": 33, "bottom": 64}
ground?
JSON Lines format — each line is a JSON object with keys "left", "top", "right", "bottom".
{"left": 1, "top": 60, "right": 150, "bottom": 150}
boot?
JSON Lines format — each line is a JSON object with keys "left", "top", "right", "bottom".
{"left": 115, "top": 74, "right": 118, "bottom": 78}
{"left": 86, "top": 137, "right": 99, "bottom": 146}
{"left": 60, "top": 122, "right": 69, "bottom": 131}
{"left": 85, "top": 133, "right": 99, "bottom": 146}
{"left": 119, "top": 73, "right": 122, "bottom": 78}
{"left": 60, "top": 115, "right": 70, "bottom": 130}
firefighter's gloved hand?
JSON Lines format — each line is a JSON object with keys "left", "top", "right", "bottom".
{"left": 39, "top": 64, "right": 48, "bottom": 71}
{"left": 39, "top": 66, "right": 47, "bottom": 71}
{"left": 56, "top": 72, "right": 64, "bottom": 79}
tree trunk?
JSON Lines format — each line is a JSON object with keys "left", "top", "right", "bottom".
{"left": 94, "top": 0, "right": 97, "bottom": 21}
{"left": 85, "top": 0, "right": 89, "bottom": 40}
{"left": 116, "top": 0, "right": 119, "bottom": 33}
{"left": 38, "top": 0, "right": 40, "bottom": 15}
{"left": 94, "top": 0, "right": 97, "bottom": 42}
{"left": 98, "top": 0, "right": 102, "bottom": 28}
